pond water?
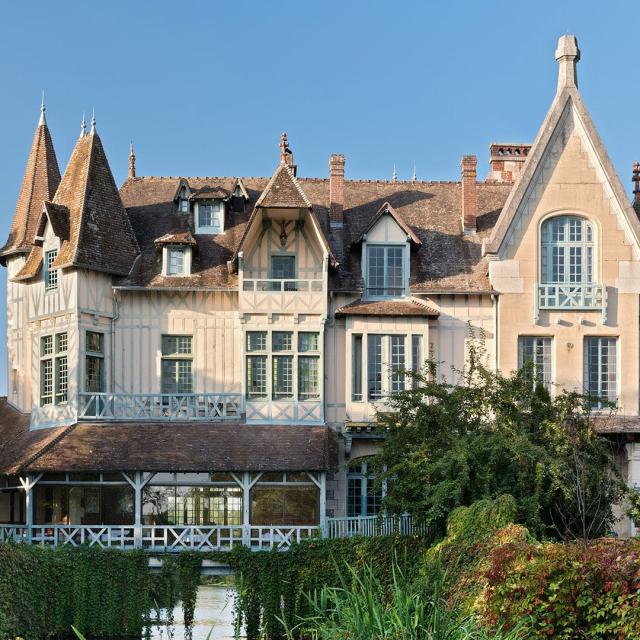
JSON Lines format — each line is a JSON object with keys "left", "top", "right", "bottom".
{"left": 147, "top": 584, "right": 241, "bottom": 639}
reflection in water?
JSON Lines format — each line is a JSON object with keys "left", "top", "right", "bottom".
{"left": 148, "top": 585, "right": 241, "bottom": 640}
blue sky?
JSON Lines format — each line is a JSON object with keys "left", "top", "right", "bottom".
{"left": 0, "top": 0, "right": 638, "bottom": 393}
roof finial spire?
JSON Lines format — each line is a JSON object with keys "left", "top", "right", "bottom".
{"left": 412, "top": 164, "right": 417, "bottom": 182}
{"left": 128, "top": 141, "right": 136, "bottom": 179}
{"left": 39, "top": 91, "right": 46, "bottom": 126}
{"left": 280, "top": 132, "right": 289, "bottom": 163}
{"left": 80, "top": 112, "right": 87, "bottom": 138}
{"left": 90, "top": 108, "right": 96, "bottom": 134}
{"left": 555, "top": 34, "right": 580, "bottom": 93}
{"left": 633, "top": 161, "right": 640, "bottom": 205}
{"left": 392, "top": 163, "right": 398, "bottom": 182}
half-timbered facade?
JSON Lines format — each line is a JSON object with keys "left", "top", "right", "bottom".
{"left": 0, "top": 35, "right": 638, "bottom": 550}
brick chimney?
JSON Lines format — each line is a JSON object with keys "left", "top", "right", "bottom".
{"left": 329, "top": 154, "right": 345, "bottom": 228}
{"left": 488, "top": 144, "right": 531, "bottom": 182}
{"left": 461, "top": 155, "right": 478, "bottom": 233}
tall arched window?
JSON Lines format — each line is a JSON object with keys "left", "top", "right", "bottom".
{"left": 540, "top": 216, "right": 594, "bottom": 284}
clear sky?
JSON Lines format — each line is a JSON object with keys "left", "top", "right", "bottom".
{"left": 0, "top": 0, "right": 638, "bottom": 394}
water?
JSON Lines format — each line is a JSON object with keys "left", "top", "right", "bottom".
{"left": 148, "top": 584, "right": 241, "bottom": 639}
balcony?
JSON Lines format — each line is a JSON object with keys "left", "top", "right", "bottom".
{"left": 239, "top": 278, "right": 326, "bottom": 315}
{"left": 78, "top": 392, "right": 242, "bottom": 421}
{"left": 535, "top": 283, "right": 607, "bottom": 322}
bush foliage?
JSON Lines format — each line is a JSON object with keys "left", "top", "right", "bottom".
{"left": 375, "top": 342, "right": 625, "bottom": 540}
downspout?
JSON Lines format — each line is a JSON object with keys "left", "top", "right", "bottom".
{"left": 111, "top": 288, "right": 120, "bottom": 392}
{"left": 491, "top": 293, "right": 499, "bottom": 373}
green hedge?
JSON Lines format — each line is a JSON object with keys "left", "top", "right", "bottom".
{"left": 0, "top": 543, "right": 151, "bottom": 639}
{"left": 222, "top": 535, "right": 433, "bottom": 639}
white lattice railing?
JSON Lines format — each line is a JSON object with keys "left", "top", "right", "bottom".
{"left": 30, "top": 525, "right": 136, "bottom": 548}
{"left": 0, "top": 525, "right": 28, "bottom": 543}
{"left": 78, "top": 393, "right": 242, "bottom": 421}
{"left": 248, "top": 526, "right": 321, "bottom": 550}
{"left": 326, "top": 514, "right": 426, "bottom": 539}
{"left": 536, "top": 283, "right": 607, "bottom": 321}
{"left": 242, "top": 278, "right": 324, "bottom": 292}
{"left": 142, "top": 525, "right": 244, "bottom": 551}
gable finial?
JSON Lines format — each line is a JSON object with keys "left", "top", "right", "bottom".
{"left": 90, "top": 108, "right": 96, "bottom": 134}
{"left": 80, "top": 112, "right": 87, "bottom": 138}
{"left": 392, "top": 163, "right": 398, "bottom": 182}
{"left": 412, "top": 164, "right": 417, "bottom": 182}
{"left": 280, "top": 132, "right": 289, "bottom": 163}
{"left": 633, "top": 161, "right": 640, "bottom": 204}
{"left": 555, "top": 34, "right": 580, "bottom": 92}
{"left": 39, "top": 90, "right": 46, "bottom": 126}
{"left": 128, "top": 141, "right": 136, "bottom": 179}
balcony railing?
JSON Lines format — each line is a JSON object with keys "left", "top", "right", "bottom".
{"left": 536, "top": 283, "right": 607, "bottom": 322}
{"left": 242, "top": 278, "right": 323, "bottom": 292}
{"left": 78, "top": 393, "right": 242, "bottom": 421}
{"left": 0, "top": 515, "right": 425, "bottom": 552}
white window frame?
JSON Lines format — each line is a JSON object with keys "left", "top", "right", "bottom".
{"left": 366, "top": 334, "right": 407, "bottom": 401}
{"left": 161, "top": 335, "right": 194, "bottom": 395}
{"left": 40, "top": 332, "right": 68, "bottom": 406}
{"left": 518, "top": 336, "right": 553, "bottom": 391}
{"left": 584, "top": 336, "right": 617, "bottom": 408}
{"left": 195, "top": 200, "right": 225, "bottom": 234}
{"left": 362, "top": 242, "right": 408, "bottom": 299}
{"left": 162, "top": 245, "right": 191, "bottom": 277}
{"left": 44, "top": 249, "right": 59, "bottom": 291}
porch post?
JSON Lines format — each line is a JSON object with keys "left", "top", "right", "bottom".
{"left": 134, "top": 472, "right": 143, "bottom": 549}
{"left": 242, "top": 472, "right": 251, "bottom": 547}
{"left": 25, "top": 475, "right": 33, "bottom": 544}
{"left": 319, "top": 472, "right": 327, "bottom": 538}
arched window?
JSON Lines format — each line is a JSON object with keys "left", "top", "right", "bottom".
{"left": 540, "top": 216, "right": 594, "bottom": 284}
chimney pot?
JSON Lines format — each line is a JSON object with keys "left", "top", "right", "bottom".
{"left": 461, "top": 155, "right": 478, "bottom": 233}
{"left": 329, "top": 154, "right": 346, "bottom": 228}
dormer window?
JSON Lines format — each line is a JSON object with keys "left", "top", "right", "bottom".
{"left": 162, "top": 245, "right": 192, "bottom": 277}
{"left": 366, "top": 245, "right": 406, "bottom": 298}
{"left": 196, "top": 201, "right": 224, "bottom": 234}
{"left": 179, "top": 197, "right": 189, "bottom": 213}
{"left": 44, "top": 249, "right": 58, "bottom": 291}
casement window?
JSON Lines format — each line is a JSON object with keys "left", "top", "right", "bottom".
{"left": 85, "top": 331, "right": 104, "bottom": 393}
{"left": 352, "top": 335, "right": 363, "bottom": 401}
{"left": 167, "top": 247, "right": 185, "bottom": 276}
{"left": 196, "top": 201, "right": 224, "bottom": 233}
{"left": 541, "top": 216, "right": 594, "bottom": 284}
{"left": 245, "top": 330, "right": 320, "bottom": 401}
{"left": 366, "top": 245, "right": 405, "bottom": 297}
{"left": 246, "top": 331, "right": 268, "bottom": 399}
{"left": 584, "top": 337, "right": 617, "bottom": 407}
{"left": 367, "top": 335, "right": 406, "bottom": 401}
{"left": 40, "top": 332, "right": 67, "bottom": 406}
{"left": 518, "top": 336, "right": 552, "bottom": 391}
{"left": 161, "top": 335, "right": 193, "bottom": 394}
{"left": 179, "top": 198, "right": 189, "bottom": 213}
{"left": 411, "top": 334, "right": 423, "bottom": 389}
{"left": 271, "top": 255, "right": 296, "bottom": 291}
{"left": 44, "top": 249, "right": 58, "bottom": 291}
{"left": 347, "top": 462, "right": 383, "bottom": 517}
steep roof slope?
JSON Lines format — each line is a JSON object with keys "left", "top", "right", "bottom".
{"left": 51, "top": 128, "right": 139, "bottom": 275}
{"left": 0, "top": 108, "right": 61, "bottom": 261}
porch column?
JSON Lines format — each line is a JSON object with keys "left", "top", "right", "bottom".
{"left": 24, "top": 475, "right": 33, "bottom": 543}
{"left": 242, "top": 472, "right": 251, "bottom": 547}
{"left": 134, "top": 472, "right": 143, "bottom": 549}
{"left": 319, "top": 472, "right": 327, "bottom": 538}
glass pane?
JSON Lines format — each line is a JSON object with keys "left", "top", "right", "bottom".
{"left": 250, "top": 486, "right": 319, "bottom": 526}
{"left": 271, "top": 256, "right": 295, "bottom": 279}
{"left": 352, "top": 335, "right": 363, "bottom": 401}
{"left": 273, "top": 356, "right": 293, "bottom": 399}
{"left": 161, "top": 359, "right": 192, "bottom": 394}
{"left": 161, "top": 335, "right": 192, "bottom": 356}
{"left": 272, "top": 332, "right": 293, "bottom": 352}
{"left": 86, "top": 331, "right": 104, "bottom": 354}
{"left": 298, "top": 332, "right": 319, "bottom": 352}
{"left": 56, "top": 332, "right": 67, "bottom": 353}
{"left": 298, "top": 356, "right": 319, "bottom": 399}
{"left": 41, "top": 335, "right": 53, "bottom": 357}
{"left": 390, "top": 335, "right": 405, "bottom": 393}
{"left": 247, "top": 332, "right": 267, "bottom": 352}
{"left": 367, "top": 335, "right": 383, "bottom": 400}
{"left": 85, "top": 355, "right": 104, "bottom": 393}
{"left": 246, "top": 356, "right": 267, "bottom": 398}
{"left": 142, "top": 486, "right": 174, "bottom": 525}
{"left": 347, "top": 478, "right": 363, "bottom": 517}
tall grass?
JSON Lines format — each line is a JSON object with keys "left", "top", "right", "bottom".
{"left": 279, "top": 561, "right": 523, "bottom": 640}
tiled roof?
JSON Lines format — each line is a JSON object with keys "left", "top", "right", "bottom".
{"left": 154, "top": 231, "right": 196, "bottom": 246}
{"left": 119, "top": 176, "right": 511, "bottom": 291}
{"left": 255, "top": 162, "right": 312, "bottom": 209}
{"left": 0, "top": 398, "right": 70, "bottom": 475}
{"left": 335, "top": 298, "right": 439, "bottom": 317}
{"left": 49, "top": 130, "right": 140, "bottom": 276}
{"left": 20, "top": 422, "right": 339, "bottom": 473}
{"left": 191, "top": 186, "right": 230, "bottom": 200}
{"left": 0, "top": 120, "right": 61, "bottom": 260}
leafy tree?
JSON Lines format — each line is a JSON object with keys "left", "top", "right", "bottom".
{"left": 374, "top": 339, "right": 626, "bottom": 540}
